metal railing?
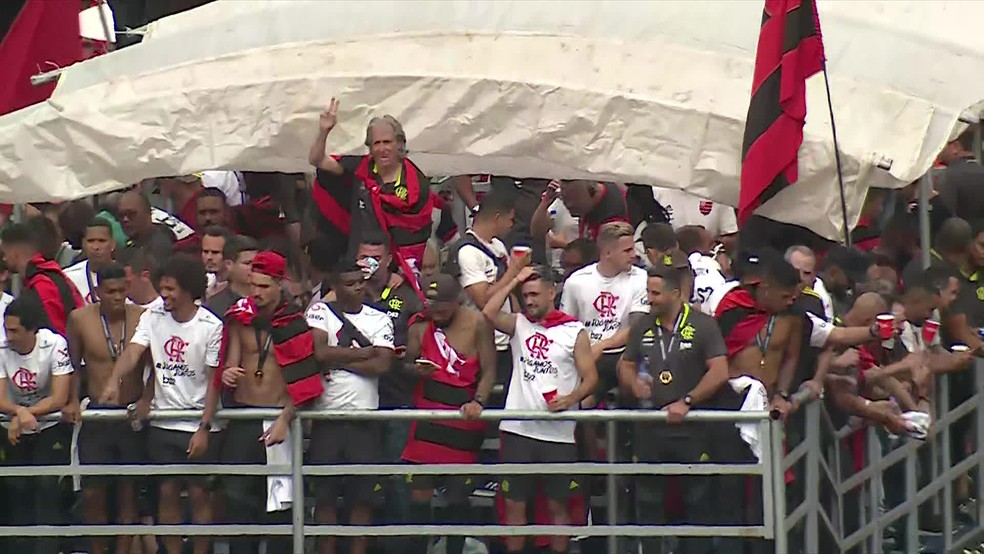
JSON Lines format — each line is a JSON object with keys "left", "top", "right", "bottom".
{"left": 0, "top": 407, "right": 785, "bottom": 554}
{"left": 785, "top": 358, "right": 984, "bottom": 554}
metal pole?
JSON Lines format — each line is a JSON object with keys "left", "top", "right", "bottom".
{"left": 605, "top": 419, "right": 618, "bottom": 554}
{"left": 866, "top": 427, "right": 881, "bottom": 554}
{"left": 804, "top": 405, "right": 819, "bottom": 554}
{"left": 291, "top": 417, "right": 305, "bottom": 554}
{"left": 940, "top": 374, "right": 953, "bottom": 552}
{"left": 760, "top": 420, "right": 775, "bottom": 540}
{"left": 10, "top": 204, "right": 22, "bottom": 296}
{"left": 918, "top": 173, "right": 932, "bottom": 269}
{"left": 770, "top": 419, "right": 788, "bottom": 554}
{"left": 904, "top": 450, "right": 918, "bottom": 552}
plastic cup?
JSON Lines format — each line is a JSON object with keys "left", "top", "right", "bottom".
{"left": 876, "top": 314, "right": 895, "bottom": 340}
{"left": 512, "top": 245, "right": 532, "bottom": 259}
{"left": 950, "top": 344, "right": 971, "bottom": 353}
{"left": 921, "top": 319, "right": 940, "bottom": 344}
{"left": 541, "top": 388, "right": 558, "bottom": 403}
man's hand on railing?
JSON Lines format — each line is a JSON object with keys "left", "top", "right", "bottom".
{"left": 460, "top": 400, "right": 483, "bottom": 420}
{"left": 16, "top": 407, "right": 38, "bottom": 432}
{"left": 7, "top": 418, "right": 22, "bottom": 446}
{"left": 260, "top": 417, "right": 289, "bottom": 447}
{"left": 769, "top": 395, "right": 791, "bottom": 421}
{"left": 130, "top": 399, "right": 151, "bottom": 423}
{"left": 62, "top": 399, "right": 82, "bottom": 424}
{"left": 663, "top": 399, "right": 690, "bottom": 424}
{"left": 187, "top": 428, "right": 209, "bottom": 459}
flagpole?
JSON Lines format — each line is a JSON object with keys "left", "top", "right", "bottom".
{"left": 820, "top": 63, "right": 852, "bottom": 247}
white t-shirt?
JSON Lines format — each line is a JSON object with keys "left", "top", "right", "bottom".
{"left": 548, "top": 199, "right": 580, "bottom": 273}
{"left": 64, "top": 260, "right": 99, "bottom": 305}
{"left": 899, "top": 312, "right": 942, "bottom": 354}
{"left": 500, "top": 315, "right": 584, "bottom": 443}
{"left": 305, "top": 302, "right": 394, "bottom": 410}
{"left": 702, "top": 280, "right": 740, "bottom": 316}
{"left": 689, "top": 252, "right": 727, "bottom": 311}
{"left": 457, "top": 231, "right": 512, "bottom": 350}
{"left": 651, "top": 187, "right": 739, "bottom": 238}
{"left": 131, "top": 305, "right": 223, "bottom": 433}
{"left": 201, "top": 170, "right": 244, "bottom": 207}
{"left": 560, "top": 263, "right": 648, "bottom": 353}
{"left": 812, "top": 278, "right": 835, "bottom": 322}
{"left": 0, "top": 293, "right": 13, "bottom": 346}
{"left": 0, "top": 329, "right": 72, "bottom": 433}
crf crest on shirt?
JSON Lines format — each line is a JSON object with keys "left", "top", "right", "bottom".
{"left": 525, "top": 332, "right": 553, "bottom": 360}
{"left": 592, "top": 292, "right": 620, "bottom": 318}
{"left": 560, "top": 263, "right": 648, "bottom": 349}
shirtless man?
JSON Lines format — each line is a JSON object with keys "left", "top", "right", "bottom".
{"left": 206, "top": 250, "right": 315, "bottom": 554}
{"left": 401, "top": 273, "right": 496, "bottom": 554}
{"left": 64, "top": 262, "right": 147, "bottom": 554}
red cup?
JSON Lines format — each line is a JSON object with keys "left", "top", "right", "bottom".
{"left": 512, "top": 245, "right": 532, "bottom": 258}
{"left": 921, "top": 319, "right": 940, "bottom": 344}
{"left": 876, "top": 314, "right": 895, "bottom": 340}
{"left": 541, "top": 388, "right": 558, "bottom": 403}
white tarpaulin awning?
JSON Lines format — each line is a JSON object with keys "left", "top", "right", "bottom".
{"left": 1, "top": 0, "right": 982, "bottom": 240}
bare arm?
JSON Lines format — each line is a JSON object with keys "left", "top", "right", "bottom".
{"left": 474, "top": 316, "right": 497, "bottom": 405}
{"left": 344, "top": 347, "right": 393, "bottom": 377}
{"left": 530, "top": 194, "right": 555, "bottom": 239}
{"left": 943, "top": 312, "right": 984, "bottom": 352}
{"left": 0, "top": 379, "right": 23, "bottom": 416}
{"left": 826, "top": 325, "right": 878, "bottom": 347}
{"left": 616, "top": 355, "right": 639, "bottom": 394}
{"left": 201, "top": 367, "right": 221, "bottom": 428}
{"left": 464, "top": 265, "right": 523, "bottom": 310}
{"left": 689, "top": 355, "right": 730, "bottom": 405}
{"left": 593, "top": 312, "right": 646, "bottom": 353}
{"left": 223, "top": 322, "right": 243, "bottom": 369}
{"left": 452, "top": 175, "right": 479, "bottom": 210}
{"left": 480, "top": 273, "right": 524, "bottom": 336}
{"left": 775, "top": 316, "right": 802, "bottom": 396}
{"left": 927, "top": 348, "right": 974, "bottom": 374}
{"left": 569, "top": 330, "right": 600, "bottom": 403}
{"left": 27, "top": 373, "right": 71, "bottom": 416}
{"left": 864, "top": 354, "right": 919, "bottom": 383}
{"left": 308, "top": 99, "right": 344, "bottom": 174}
{"left": 66, "top": 312, "right": 84, "bottom": 403}
{"left": 110, "top": 343, "right": 149, "bottom": 382}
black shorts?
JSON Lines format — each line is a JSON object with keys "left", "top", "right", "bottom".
{"left": 406, "top": 469, "right": 473, "bottom": 504}
{"left": 146, "top": 426, "right": 221, "bottom": 487}
{"left": 309, "top": 421, "right": 381, "bottom": 506}
{"left": 594, "top": 351, "right": 622, "bottom": 401}
{"left": 78, "top": 415, "right": 145, "bottom": 487}
{"left": 499, "top": 431, "right": 578, "bottom": 502}
{"left": 221, "top": 419, "right": 267, "bottom": 506}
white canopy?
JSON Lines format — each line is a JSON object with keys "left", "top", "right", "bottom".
{"left": 1, "top": 0, "right": 982, "bottom": 240}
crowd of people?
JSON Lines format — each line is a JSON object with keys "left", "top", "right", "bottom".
{"left": 0, "top": 98, "right": 980, "bottom": 554}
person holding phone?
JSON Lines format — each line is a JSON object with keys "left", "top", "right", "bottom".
{"left": 400, "top": 273, "right": 496, "bottom": 554}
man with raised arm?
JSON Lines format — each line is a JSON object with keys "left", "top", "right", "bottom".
{"left": 100, "top": 254, "right": 223, "bottom": 554}
{"left": 208, "top": 250, "right": 318, "bottom": 554}
{"left": 309, "top": 98, "right": 436, "bottom": 274}
{"left": 64, "top": 263, "right": 147, "bottom": 554}
{"left": 482, "top": 264, "right": 598, "bottom": 554}
{"left": 305, "top": 256, "right": 395, "bottom": 554}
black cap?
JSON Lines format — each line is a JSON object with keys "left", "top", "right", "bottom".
{"left": 422, "top": 273, "right": 462, "bottom": 304}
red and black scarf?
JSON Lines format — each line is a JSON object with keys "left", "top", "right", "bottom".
{"left": 218, "top": 298, "right": 322, "bottom": 406}
{"left": 715, "top": 286, "right": 769, "bottom": 359}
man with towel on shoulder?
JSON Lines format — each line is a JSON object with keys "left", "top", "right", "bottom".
{"left": 205, "top": 250, "right": 319, "bottom": 554}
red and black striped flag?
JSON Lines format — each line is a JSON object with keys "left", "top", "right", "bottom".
{"left": 739, "top": 0, "right": 825, "bottom": 224}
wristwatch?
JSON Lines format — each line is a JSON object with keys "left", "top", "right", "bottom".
{"left": 683, "top": 394, "right": 693, "bottom": 406}
{"left": 198, "top": 420, "right": 212, "bottom": 432}
{"left": 868, "top": 323, "right": 879, "bottom": 338}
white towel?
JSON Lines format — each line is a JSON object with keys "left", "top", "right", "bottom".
{"left": 728, "top": 376, "right": 768, "bottom": 461}
{"left": 70, "top": 397, "right": 91, "bottom": 492}
{"left": 264, "top": 420, "right": 293, "bottom": 512}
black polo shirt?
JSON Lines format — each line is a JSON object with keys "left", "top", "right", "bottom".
{"left": 902, "top": 251, "right": 984, "bottom": 331}
{"left": 791, "top": 288, "right": 827, "bottom": 390}
{"left": 579, "top": 183, "right": 628, "bottom": 241}
{"left": 372, "top": 280, "right": 423, "bottom": 408}
{"left": 624, "top": 305, "right": 727, "bottom": 418}
{"left": 937, "top": 157, "right": 984, "bottom": 222}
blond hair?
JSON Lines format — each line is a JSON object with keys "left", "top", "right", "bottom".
{"left": 596, "top": 221, "right": 634, "bottom": 249}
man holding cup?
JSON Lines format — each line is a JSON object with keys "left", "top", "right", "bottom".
{"left": 481, "top": 265, "right": 598, "bottom": 554}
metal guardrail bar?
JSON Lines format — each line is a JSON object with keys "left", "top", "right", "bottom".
{"left": 30, "top": 407, "right": 772, "bottom": 422}
{"left": 0, "top": 524, "right": 769, "bottom": 538}
{"left": 9, "top": 462, "right": 764, "bottom": 478}
{"left": 0, "top": 407, "right": 780, "bottom": 554}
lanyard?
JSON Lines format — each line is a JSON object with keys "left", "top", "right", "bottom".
{"left": 756, "top": 316, "right": 777, "bottom": 355}
{"left": 84, "top": 262, "right": 98, "bottom": 303}
{"left": 654, "top": 304, "right": 690, "bottom": 364}
{"left": 254, "top": 326, "right": 273, "bottom": 378}
{"left": 100, "top": 311, "right": 126, "bottom": 362}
